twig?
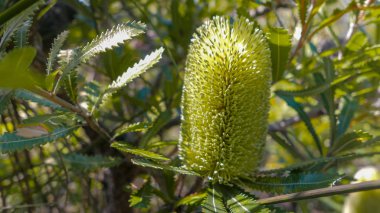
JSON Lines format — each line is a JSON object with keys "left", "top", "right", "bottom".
{"left": 257, "top": 180, "right": 380, "bottom": 205}
{"left": 31, "top": 87, "right": 111, "bottom": 140}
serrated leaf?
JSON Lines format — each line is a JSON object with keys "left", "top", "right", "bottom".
{"left": 107, "top": 47, "right": 164, "bottom": 92}
{"left": 202, "top": 185, "right": 228, "bottom": 213}
{"left": 0, "top": 47, "right": 43, "bottom": 89}
{"left": 0, "top": 0, "right": 45, "bottom": 50}
{"left": 0, "top": 90, "right": 13, "bottom": 114}
{"left": 175, "top": 192, "right": 207, "bottom": 207}
{"left": 14, "top": 19, "right": 32, "bottom": 48}
{"left": 46, "top": 30, "right": 68, "bottom": 75}
{"left": 129, "top": 180, "right": 152, "bottom": 208}
{"left": 0, "top": 125, "right": 78, "bottom": 153}
{"left": 330, "top": 131, "right": 373, "bottom": 155}
{"left": 131, "top": 158, "right": 200, "bottom": 176}
{"left": 111, "top": 142, "right": 169, "bottom": 161}
{"left": 22, "top": 112, "right": 80, "bottom": 128}
{"left": 14, "top": 89, "right": 65, "bottom": 110}
{"left": 203, "top": 184, "right": 270, "bottom": 213}
{"left": 81, "top": 21, "right": 145, "bottom": 62}
{"left": 239, "top": 173, "right": 343, "bottom": 194}
{"left": 61, "top": 153, "right": 122, "bottom": 171}
{"left": 267, "top": 27, "right": 291, "bottom": 83}
{"left": 297, "top": 0, "right": 309, "bottom": 25}
{"left": 91, "top": 47, "right": 163, "bottom": 113}
{"left": 113, "top": 122, "right": 151, "bottom": 138}
{"left": 277, "top": 94, "right": 323, "bottom": 155}
{"left": 54, "top": 22, "right": 145, "bottom": 92}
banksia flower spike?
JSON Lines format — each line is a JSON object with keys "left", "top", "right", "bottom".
{"left": 179, "top": 16, "right": 272, "bottom": 183}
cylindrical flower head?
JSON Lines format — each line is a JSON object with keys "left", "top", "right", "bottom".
{"left": 179, "top": 16, "right": 271, "bottom": 183}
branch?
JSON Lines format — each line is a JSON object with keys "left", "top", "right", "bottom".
{"left": 31, "top": 87, "right": 111, "bottom": 140}
{"left": 257, "top": 180, "right": 380, "bottom": 205}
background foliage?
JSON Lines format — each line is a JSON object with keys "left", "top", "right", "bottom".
{"left": 1, "top": 0, "right": 380, "bottom": 212}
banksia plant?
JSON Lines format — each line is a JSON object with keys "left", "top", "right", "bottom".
{"left": 179, "top": 16, "right": 272, "bottom": 183}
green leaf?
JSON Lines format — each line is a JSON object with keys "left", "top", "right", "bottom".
{"left": 0, "top": 90, "right": 13, "bottom": 114}
{"left": 203, "top": 184, "right": 270, "bottom": 213}
{"left": 175, "top": 192, "right": 207, "bottom": 207}
{"left": 46, "top": 30, "right": 68, "bottom": 75}
{"left": 55, "top": 21, "right": 146, "bottom": 92}
{"left": 0, "top": 47, "right": 43, "bottom": 89}
{"left": 297, "top": 0, "right": 309, "bottom": 25}
{"left": 275, "top": 83, "right": 330, "bottom": 97}
{"left": 111, "top": 142, "right": 169, "bottom": 161}
{"left": 267, "top": 27, "right": 291, "bottom": 83}
{"left": 330, "top": 131, "right": 373, "bottom": 155}
{"left": 346, "top": 31, "right": 368, "bottom": 52}
{"left": 14, "top": 19, "right": 32, "bottom": 48}
{"left": 259, "top": 152, "right": 380, "bottom": 176}
{"left": 129, "top": 180, "right": 153, "bottom": 208}
{"left": 0, "top": 0, "right": 45, "bottom": 50}
{"left": 0, "top": 125, "right": 78, "bottom": 153}
{"left": 202, "top": 185, "right": 228, "bottom": 213}
{"left": 277, "top": 94, "right": 323, "bottom": 156}
{"left": 337, "top": 97, "right": 358, "bottom": 137}
{"left": 140, "top": 110, "right": 172, "bottom": 147}
{"left": 63, "top": 71, "right": 78, "bottom": 102}
{"left": 81, "top": 21, "right": 145, "bottom": 62}
{"left": 107, "top": 47, "right": 163, "bottom": 92}
{"left": 61, "top": 153, "right": 122, "bottom": 171}
{"left": 239, "top": 173, "right": 343, "bottom": 194}
{"left": 131, "top": 158, "right": 200, "bottom": 176}
{"left": 22, "top": 112, "right": 80, "bottom": 128}
{"left": 14, "top": 89, "right": 65, "bottom": 110}
{"left": 91, "top": 48, "right": 164, "bottom": 113}
{"left": 113, "top": 121, "right": 151, "bottom": 138}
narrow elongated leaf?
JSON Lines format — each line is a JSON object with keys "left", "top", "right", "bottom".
{"left": 175, "top": 192, "right": 207, "bottom": 207}
{"left": 259, "top": 152, "right": 380, "bottom": 175}
{"left": 337, "top": 97, "right": 358, "bottom": 137}
{"left": 239, "top": 173, "right": 343, "bottom": 194}
{"left": 0, "top": 0, "right": 45, "bottom": 50}
{"left": 62, "top": 153, "right": 122, "bottom": 171}
{"left": 111, "top": 142, "right": 169, "bottom": 161}
{"left": 14, "top": 89, "right": 65, "bottom": 110}
{"left": 22, "top": 112, "right": 80, "bottom": 128}
{"left": 108, "top": 47, "right": 164, "bottom": 92}
{"left": 14, "top": 19, "right": 32, "bottom": 48}
{"left": 55, "top": 22, "right": 146, "bottom": 92}
{"left": 0, "top": 126, "right": 78, "bottom": 153}
{"left": 131, "top": 158, "right": 199, "bottom": 176}
{"left": 330, "top": 131, "right": 373, "bottom": 155}
{"left": 0, "top": 90, "right": 13, "bottom": 114}
{"left": 113, "top": 121, "right": 151, "bottom": 138}
{"left": 91, "top": 48, "right": 164, "bottom": 113}
{"left": 277, "top": 94, "right": 323, "bottom": 155}
{"left": 267, "top": 27, "right": 291, "bottom": 83}
{"left": 81, "top": 21, "right": 145, "bottom": 62}
{"left": 276, "top": 83, "right": 330, "bottom": 97}
{"left": 46, "top": 30, "right": 68, "bottom": 74}
{"left": 297, "top": 0, "right": 309, "bottom": 25}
